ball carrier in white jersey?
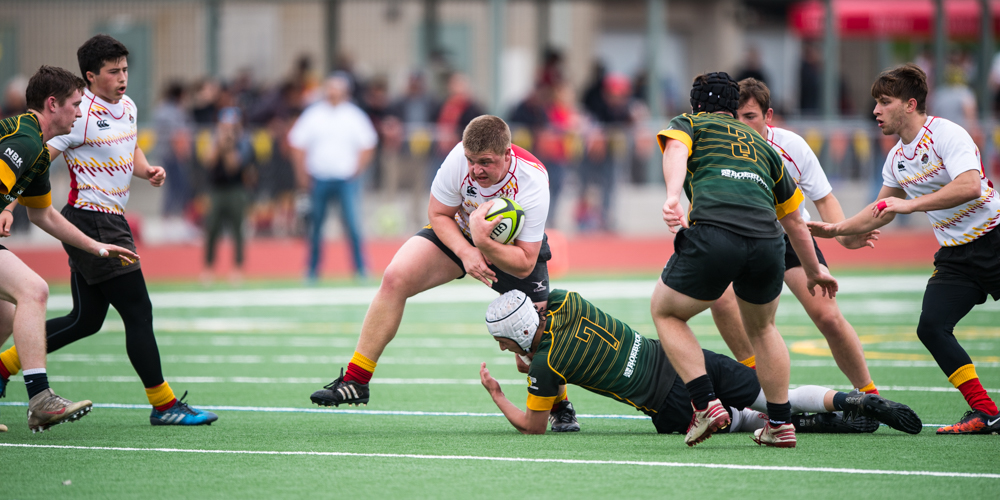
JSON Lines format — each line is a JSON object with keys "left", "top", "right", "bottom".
{"left": 0, "top": 35, "right": 217, "bottom": 426}
{"left": 707, "top": 78, "right": 882, "bottom": 395}
{"left": 310, "top": 116, "right": 579, "bottom": 431}
{"left": 810, "top": 63, "right": 1000, "bottom": 434}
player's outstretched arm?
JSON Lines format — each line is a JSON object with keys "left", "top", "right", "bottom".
{"left": 480, "top": 363, "right": 548, "bottom": 434}
{"left": 26, "top": 205, "right": 138, "bottom": 264}
{"left": 812, "top": 193, "right": 880, "bottom": 249}
{"left": 808, "top": 186, "right": 906, "bottom": 239}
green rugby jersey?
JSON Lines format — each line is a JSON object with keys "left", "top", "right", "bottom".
{"left": 0, "top": 113, "right": 53, "bottom": 210}
{"left": 656, "top": 112, "right": 802, "bottom": 238}
{"left": 526, "top": 289, "right": 677, "bottom": 416}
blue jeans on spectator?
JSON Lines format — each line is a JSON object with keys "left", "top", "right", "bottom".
{"left": 308, "top": 177, "right": 366, "bottom": 279}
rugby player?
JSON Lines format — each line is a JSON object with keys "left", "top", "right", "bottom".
{"left": 0, "top": 35, "right": 217, "bottom": 426}
{"left": 809, "top": 63, "right": 1000, "bottom": 434}
{"left": 652, "top": 72, "right": 837, "bottom": 448}
{"left": 706, "top": 78, "right": 880, "bottom": 395}
{"left": 0, "top": 65, "right": 138, "bottom": 432}
{"left": 309, "top": 116, "right": 579, "bottom": 432}
{"left": 480, "top": 289, "right": 922, "bottom": 440}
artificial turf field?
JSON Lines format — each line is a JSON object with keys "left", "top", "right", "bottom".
{"left": 1, "top": 270, "right": 998, "bottom": 499}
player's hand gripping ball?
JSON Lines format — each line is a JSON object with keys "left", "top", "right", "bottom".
{"left": 485, "top": 197, "right": 525, "bottom": 244}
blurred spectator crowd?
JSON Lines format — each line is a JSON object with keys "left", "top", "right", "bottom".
{"left": 2, "top": 47, "right": 999, "bottom": 244}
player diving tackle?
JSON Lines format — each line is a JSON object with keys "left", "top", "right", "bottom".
{"left": 479, "top": 289, "right": 923, "bottom": 443}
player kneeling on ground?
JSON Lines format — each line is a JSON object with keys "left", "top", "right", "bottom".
{"left": 479, "top": 290, "right": 923, "bottom": 444}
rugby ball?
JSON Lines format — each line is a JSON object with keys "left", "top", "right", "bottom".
{"left": 485, "top": 197, "right": 525, "bottom": 244}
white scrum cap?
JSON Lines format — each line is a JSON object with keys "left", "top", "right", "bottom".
{"left": 485, "top": 290, "right": 539, "bottom": 352}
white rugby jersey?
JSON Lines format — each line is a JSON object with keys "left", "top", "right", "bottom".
{"left": 881, "top": 116, "right": 1000, "bottom": 247}
{"left": 430, "top": 142, "right": 549, "bottom": 243}
{"left": 766, "top": 126, "right": 833, "bottom": 223}
{"left": 48, "top": 88, "right": 137, "bottom": 214}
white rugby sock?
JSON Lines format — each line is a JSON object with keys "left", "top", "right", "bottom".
{"left": 788, "top": 385, "right": 830, "bottom": 414}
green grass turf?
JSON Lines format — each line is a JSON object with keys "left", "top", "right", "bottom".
{"left": 2, "top": 272, "right": 999, "bottom": 499}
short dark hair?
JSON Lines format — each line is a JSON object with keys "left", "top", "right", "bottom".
{"left": 77, "top": 34, "right": 129, "bottom": 83}
{"left": 25, "top": 65, "right": 86, "bottom": 111}
{"left": 871, "top": 63, "right": 928, "bottom": 114}
{"left": 738, "top": 77, "right": 771, "bottom": 113}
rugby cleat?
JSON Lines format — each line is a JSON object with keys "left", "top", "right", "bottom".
{"left": 792, "top": 412, "right": 879, "bottom": 433}
{"left": 842, "top": 390, "right": 922, "bottom": 434}
{"left": 150, "top": 391, "right": 218, "bottom": 426}
{"left": 311, "top": 368, "right": 370, "bottom": 407}
{"left": 936, "top": 410, "right": 1000, "bottom": 435}
{"left": 27, "top": 389, "right": 92, "bottom": 433}
{"left": 753, "top": 422, "right": 797, "bottom": 448}
{"left": 549, "top": 400, "right": 580, "bottom": 432}
{"left": 684, "top": 399, "right": 730, "bottom": 446}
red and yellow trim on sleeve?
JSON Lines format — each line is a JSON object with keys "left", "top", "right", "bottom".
{"left": 526, "top": 394, "right": 557, "bottom": 412}
{"left": 774, "top": 187, "right": 804, "bottom": 220}
{"left": 18, "top": 192, "right": 51, "bottom": 209}
{"left": 657, "top": 129, "right": 693, "bottom": 157}
{"left": 0, "top": 160, "right": 15, "bottom": 195}
{"left": 948, "top": 364, "right": 980, "bottom": 388}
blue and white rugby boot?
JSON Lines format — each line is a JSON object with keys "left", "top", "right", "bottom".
{"left": 150, "top": 391, "right": 218, "bottom": 426}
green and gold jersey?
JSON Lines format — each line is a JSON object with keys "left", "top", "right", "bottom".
{"left": 526, "top": 289, "right": 677, "bottom": 416}
{"left": 656, "top": 112, "right": 802, "bottom": 238}
{"left": 0, "top": 113, "right": 53, "bottom": 210}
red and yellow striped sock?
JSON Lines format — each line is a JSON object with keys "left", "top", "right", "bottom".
{"left": 344, "top": 351, "right": 376, "bottom": 385}
{"left": 859, "top": 380, "right": 879, "bottom": 395}
{"left": 0, "top": 345, "right": 20, "bottom": 379}
{"left": 950, "top": 364, "right": 999, "bottom": 415}
{"left": 553, "top": 387, "right": 569, "bottom": 405}
{"left": 146, "top": 382, "right": 177, "bottom": 411}
{"left": 738, "top": 355, "right": 756, "bottom": 369}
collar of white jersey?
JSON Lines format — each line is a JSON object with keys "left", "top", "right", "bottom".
{"left": 901, "top": 116, "right": 935, "bottom": 149}
{"left": 84, "top": 88, "right": 127, "bottom": 115}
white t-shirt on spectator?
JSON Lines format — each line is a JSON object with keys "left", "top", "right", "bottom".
{"left": 881, "top": 116, "right": 1000, "bottom": 247}
{"left": 430, "top": 142, "right": 549, "bottom": 243}
{"left": 287, "top": 100, "right": 377, "bottom": 180}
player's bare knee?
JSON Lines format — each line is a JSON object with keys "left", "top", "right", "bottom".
{"left": 15, "top": 275, "right": 49, "bottom": 308}
{"left": 813, "top": 310, "right": 846, "bottom": 337}
{"left": 377, "top": 268, "right": 416, "bottom": 299}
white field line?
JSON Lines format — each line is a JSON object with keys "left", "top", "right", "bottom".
{"left": 37, "top": 353, "right": 1000, "bottom": 369}
{"left": 0, "top": 401, "right": 958, "bottom": 427}
{"left": 46, "top": 276, "right": 937, "bottom": 311}
{"left": 5, "top": 375, "right": 996, "bottom": 394}
{"left": 1, "top": 443, "right": 996, "bottom": 479}
{"left": 42, "top": 354, "right": 515, "bottom": 365}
